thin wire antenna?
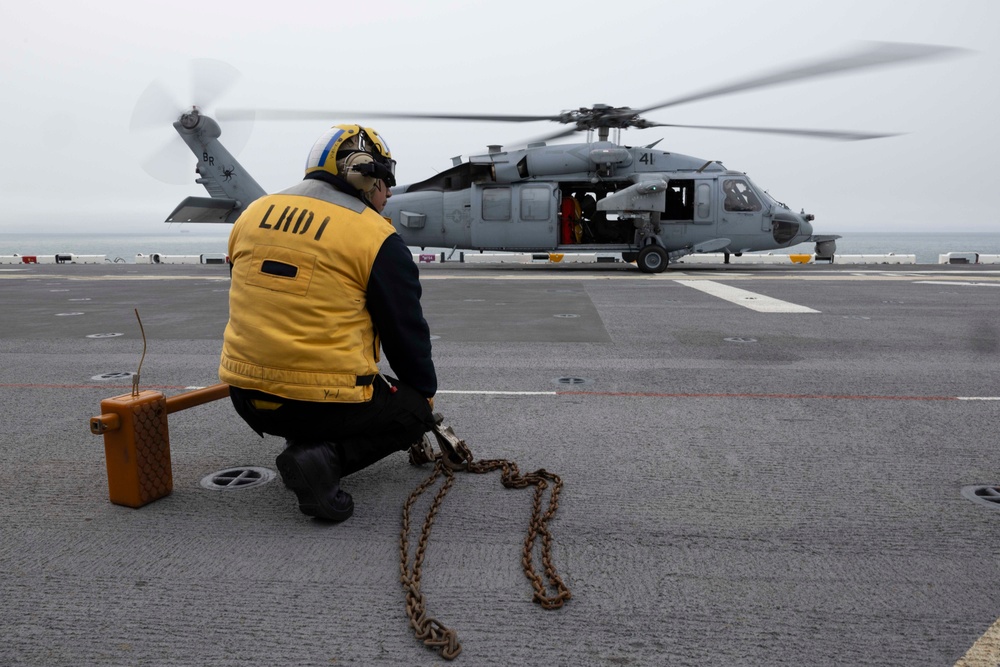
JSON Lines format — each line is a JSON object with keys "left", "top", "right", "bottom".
{"left": 132, "top": 308, "right": 147, "bottom": 397}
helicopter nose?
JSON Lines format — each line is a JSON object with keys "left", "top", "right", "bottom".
{"left": 796, "top": 210, "right": 815, "bottom": 240}
{"left": 798, "top": 219, "right": 814, "bottom": 239}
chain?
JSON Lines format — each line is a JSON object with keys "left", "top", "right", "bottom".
{"left": 399, "top": 459, "right": 462, "bottom": 659}
{"left": 399, "top": 423, "right": 571, "bottom": 661}
{"left": 466, "top": 458, "right": 571, "bottom": 609}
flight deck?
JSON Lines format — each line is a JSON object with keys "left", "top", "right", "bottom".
{"left": 2, "top": 261, "right": 998, "bottom": 666}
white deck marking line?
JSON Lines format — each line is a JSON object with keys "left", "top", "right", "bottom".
{"left": 428, "top": 390, "right": 1000, "bottom": 401}
{"left": 674, "top": 279, "right": 820, "bottom": 313}
{"left": 437, "top": 390, "right": 558, "bottom": 396}
{"left": 954, "top": 616, "right": 1000, "bottom": 667}
{"left": 916, "top": 281, "right": 1000, "bottom": 287}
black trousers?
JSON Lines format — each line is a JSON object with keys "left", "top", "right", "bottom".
{"left": 229, "top": 377, "right": 435, "bottom": 477}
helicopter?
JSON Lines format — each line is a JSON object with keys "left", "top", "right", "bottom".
{"left": 149, "top": 42, "right": 964, "bottom": 273}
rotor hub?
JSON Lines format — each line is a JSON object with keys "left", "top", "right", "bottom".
{"left": 563, "top": 105, "right": 650, "bottom": 132}
{"left": 179, "top": 107, "right": 201, "bottom": 130}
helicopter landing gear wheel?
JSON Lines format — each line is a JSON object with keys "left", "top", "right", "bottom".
{"left": 637, "top": 245, "right": 668, "bottom": 273}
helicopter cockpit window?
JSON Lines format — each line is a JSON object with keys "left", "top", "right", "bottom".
{"left": 482, "top": 188, "right": 512, "bottom": 221}
{"left": 520, "top": 187, "right": 550, "bottom": 221}
{"left": 723, "top": 179, "right": 761, "bottom": 212}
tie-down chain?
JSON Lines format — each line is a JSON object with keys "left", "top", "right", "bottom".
{"left": 399, "top": 415, "right": 571, "bottom": 660}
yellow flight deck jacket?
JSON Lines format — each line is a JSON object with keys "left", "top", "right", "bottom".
{"left": 219, "top": 180, "right": 395, "bottom": 403}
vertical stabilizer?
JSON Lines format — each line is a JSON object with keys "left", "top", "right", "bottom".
{"left": 166, "top": 111, "right": 266, "bottom": 224}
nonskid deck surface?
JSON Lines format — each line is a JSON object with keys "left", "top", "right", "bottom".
{"left": 2, "top": 261, "right": 999, "bottom": 666}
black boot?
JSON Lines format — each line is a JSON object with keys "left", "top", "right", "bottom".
{"left": 275, "top": 441, "right": 354, "bottom": 521}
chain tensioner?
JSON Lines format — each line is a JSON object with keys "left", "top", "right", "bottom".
{"left": 399, "top": 415, "right": 571, "bottom": 660}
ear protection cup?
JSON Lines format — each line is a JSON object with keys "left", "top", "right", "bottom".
{"left": 341, "top": 153, "right": 377, "bottom": 193}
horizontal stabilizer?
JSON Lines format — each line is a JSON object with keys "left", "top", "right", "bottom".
{"left": 166, "top": 196, "right": 239, "bottom": 224}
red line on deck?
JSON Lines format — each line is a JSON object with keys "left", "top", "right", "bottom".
{"left": 0, "top": 383, "right": 193, "bottom": 390}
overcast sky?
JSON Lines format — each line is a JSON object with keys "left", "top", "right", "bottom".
{"left": 1, "top": 0, "right": 996, "bottom": 235}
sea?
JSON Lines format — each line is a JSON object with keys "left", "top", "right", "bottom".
{"left": 2, "top": 230, "right": 1000, "bottom": 265}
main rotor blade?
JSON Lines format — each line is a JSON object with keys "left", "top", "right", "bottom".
{"left": 508, "top": 125, "right": 585, "bottom": 147}
{"left": 637, "top": 41, "right": 968, "bottom": 115}
{"left": 217, "top": 108, "right": 560, "bottom": 123}
{"left": 649, "top": 122, "right": 899, "bottom": 141}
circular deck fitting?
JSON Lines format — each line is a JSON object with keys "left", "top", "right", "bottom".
{"left": 91, "top": 371, "right": 136, "bottom": 381}
{"left": 200, "top": 467, "right": 276, "bottom": 491}
{"left": 553, "top": 376, "right": 593, "bottom": 386}
{"left": 86, "top": 333, "right": 124, "bottom": 339}
{"left": 725, "top": 337, "right": 757, "bottom": 343}
{"left": 961, "top": 485, "right": 1000, "bottom": 511}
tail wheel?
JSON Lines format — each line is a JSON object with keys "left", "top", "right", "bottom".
{"left": 637, "top": 245, "right": 668, "bottom": 273}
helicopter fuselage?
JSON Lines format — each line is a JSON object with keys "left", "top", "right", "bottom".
{"left": 383, "top": 141, "right": 826, "bottom": 272}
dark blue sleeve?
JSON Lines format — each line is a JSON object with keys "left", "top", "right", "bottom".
{"left": 367, "top": 234, "right": 437, "bottom": 397}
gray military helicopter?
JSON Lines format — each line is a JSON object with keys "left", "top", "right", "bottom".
{"left": 143, "top": 42, "right": 963, "bottom": 273}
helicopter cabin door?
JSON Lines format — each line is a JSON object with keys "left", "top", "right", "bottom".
{"left": 470, "top": 183, "right": 558, "bottom": 250}
{"left": 719, "top": 177, "right": 767, "bottom": 232}
{"left": 661, "top": 178, "right": 716, "bottom": 226}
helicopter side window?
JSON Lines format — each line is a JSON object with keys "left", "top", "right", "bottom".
{"left": 520, "top": 186, "right": 550, "bottom": 221}
{"left": 660, "top": 180, "right": 694, "bottom": 221}
{"left": 696, "top": 183, "right": 711, "bottom": 219}
{"left": 723, "top": 179, "right": 761, "bottom": 212}
{"left": 482, "top": 188, "right": 512, "bottom": 221}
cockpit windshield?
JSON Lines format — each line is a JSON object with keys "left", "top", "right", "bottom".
{"left": 748, "top": 179, "right": 786, "bottom": 210}
{"left": 722, "top": 178, "right": 763, "bottom": 212}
